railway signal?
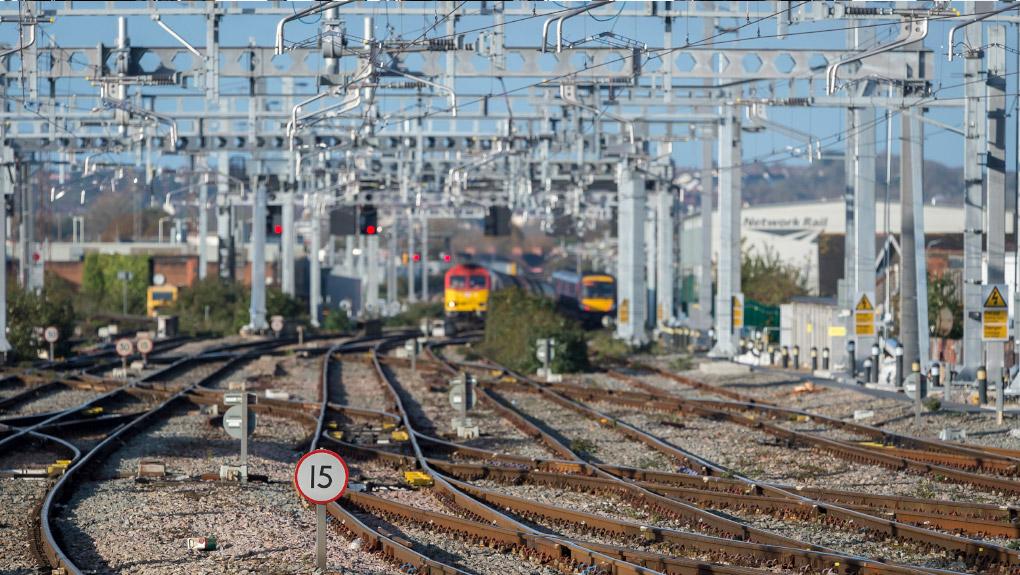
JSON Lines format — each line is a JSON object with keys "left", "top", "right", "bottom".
{"left": 223, "top": 386, "right": 257, "bottom": 484}
{"left": 448, "top": 373, "right": 478, "bottom": 439}
{"left": 359, "top": 205, "right": 378, "bottom": 235}
{"left": 294, "top": 449, "right": 349, "bottom": 571}
{"left": 536, "top": 338, "right": 556, "bottom": 382}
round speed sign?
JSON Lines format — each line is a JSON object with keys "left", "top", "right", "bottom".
{"left": 293, "top": 449, "right": 349, "bottom": 505}
{"left": 136, "top": 337, "right": 154, "bottom": 355}
{"left": 43, "top": 326, "right": 59, "bottom": 343}
{"left": 115, "top": 338, "right": 134, "bottom": 357}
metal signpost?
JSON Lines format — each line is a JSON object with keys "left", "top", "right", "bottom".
{"left": 115, "top": 338, "right": 134, "bottom": 374}
{"left": 405, "top": 338, "right": 419, "bottom": 372}
{"left": 43, "top": 326, "right": 59, "bottom": 361}
{"left": 448, "top": 373, "right": 477, "bottom": 438}
{"left": 536, "top": 338, "right": 555, "bottom": 381}
{"left": 294, "top": 449, "right": 349, "bottom": 571}
{"left": 270, "top": 315, "right": 284, "bottom": 337}
{"left": 116, "top": 270, "right": 133, "bottom": 315}
{"left": 982, "top": 284, "right": 1009, "bottom": 423}
{"left": 136, "top": 335, "right": 154, "bottom": 368}
{"left": 223, "top": 386, "right": 257, "bottom": 483}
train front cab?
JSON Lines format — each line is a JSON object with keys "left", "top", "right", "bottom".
{"left": 444, "top": 265, "right": 491, "bottom": 333}
{"left": 580, "top": 274, "right": 615, "bottom": 327}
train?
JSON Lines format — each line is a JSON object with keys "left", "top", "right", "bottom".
{"left": 443, "top": 263, "right": 614, "bottom": 333}
{"left": 550, "top": 270, "right": 616, "bottom": 328}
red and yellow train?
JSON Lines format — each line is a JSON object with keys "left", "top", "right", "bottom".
{"left": 443, "top": 263, "right": 615, "bottom": 333}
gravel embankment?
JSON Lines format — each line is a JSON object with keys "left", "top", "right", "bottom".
{"left": 493, "top": 388, "right": 674, "bottom": 470}
{"left": 0, "top": 477, "right": 49, "bottom": 575}
{"left": 331, "top": 356, "right": 391, "bottom": 413}
{"left": 593, "top": 401, "right": 1017, "bottom": 505}
{"left": 0, "top": 385, "right": 103, "bottom": 417}
{"left": 216, "top": 352, "right": 323, "bottom": 402}
{"left": 386, "top": 363, "right": 556, "bottom": 460}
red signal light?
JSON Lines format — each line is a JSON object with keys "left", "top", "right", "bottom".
{"left": 443, "top": 254, "right": 451, "bottom": 262}
{"left": 365, "top": 225, "right": 377, "bottom": 235}
{"left": 412, "top": 253, "right": 421, "bottom": 262}
{"left": 273, "top": 224, "right": 283, "bottom": 234}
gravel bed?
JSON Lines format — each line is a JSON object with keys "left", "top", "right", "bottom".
{"left": 0, "top": 385, "right": 102, "bottom": 417}
{"left": 0, "top": 477, "right": 49, "bottom": 574}
{"left": 0, "top": 441, "right": 69, "bottom": 470}
{"left": 59, "top": 478, "right": 404, "bottom": 575}
{"left": 332, "top": 357, "right": 391, "bottom": 413}
{"left": 216, "top": 353, "right": 322, "bottom": 402}
{"left": 592, "top": 402, "right": 1017, "bottom": 505}
{"left": 723, "top": 508, "right": 970, "bottom": 572}
{"left": 387, "top": 364, "right": 555, "bottom": 460}
{"left": 0, "top": 377, "right": 28, "bottom": 400}
{"left": 495, "top": 388, "right": 674, "bottom": 470}
{"left": 877, "top": 410, "right": 1020, "bottom": 450}
{"left": 167, "top": 336, "right": 252, "bottom": 357}
{"left": 352, "top": 504, "right": 560, "bottom": 575}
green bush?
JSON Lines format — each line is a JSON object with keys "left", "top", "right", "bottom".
{"left": 81, "top": 253, "right": 150, "bottom": 315}
{"left": 6, "top": 276, "right": 76, "bottom": 362}
{"left": 587, "top": 330, "right": 631, "bottom": 363}
{"left": 320, "top": 307, "right": 352, "bottom": 333}
{"left": 385, "top": 301, "right": 443, "bottom": 327}
{"left": 156, "top": 279, "right": 308, "bottom": 337}
{"left": 480, "top": 287, "right": 588, "bottom": 374}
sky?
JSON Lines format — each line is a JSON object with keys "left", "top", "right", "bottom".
{"left": 0, "top": 1, "right": 1014, "bottom": 173}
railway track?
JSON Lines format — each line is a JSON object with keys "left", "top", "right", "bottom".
{"left": 416, "top": 342, "right": 1020, "bottom": 574}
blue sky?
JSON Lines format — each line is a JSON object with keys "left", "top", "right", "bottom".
{"left": 0, "top": 1, "right": 1012, "bottom": 172}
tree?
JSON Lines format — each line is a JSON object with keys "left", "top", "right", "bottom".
{"left": 928, "top": 273, "right": 963, "bottom": 339}
{"left": 740, "top": 244, "right": 808, "bottom": 306}
{"left": 6, "top": 274, "right": 76, "bottom": 362}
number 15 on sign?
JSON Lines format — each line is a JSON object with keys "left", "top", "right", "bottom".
{"left": 294, "top": 449, "right": 349, "bottom": 570}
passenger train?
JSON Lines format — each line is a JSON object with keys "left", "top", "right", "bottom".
{"left": 443, "top": 262, "right": 614, "bottom": 333}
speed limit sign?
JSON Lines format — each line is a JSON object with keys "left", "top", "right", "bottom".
{"left": 43, "top": 326, "right": 59, "bottom": 343}
{"left": 137, "top": 337, "right": 154, "bottom": 355}
{"left": 115, "top": 338, "right": 134, "bottom": 357}
{"left": 294, "top": 449, "right": 349, "bottom": 571}
{"left": 294, "top": 449, "right": 349, "bottom": 504}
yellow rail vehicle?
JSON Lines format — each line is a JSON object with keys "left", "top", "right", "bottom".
{"left": 552, "top": 270, "right": 616, "bottom": 328}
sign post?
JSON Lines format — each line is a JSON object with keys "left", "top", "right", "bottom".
{"left": 405, "top": 338, "right": 419, "bottom": 372}
{"left": 270, "top": 315, "right": 284, "bottom": 338}
{"left": 854, "top": 293, "right": 876, "bottom": 338}
{"left": 536, "top": 338, "right": 555, "bottom": 381}
{"left": 294, "top": 449, "right": 349, "bottom": 571}
{"left": 982, "top": 284, "right": 1009, "bottom": 423}
{"left": 115, "top": 338, "right": 134, "bottom": 375}
{"left": 224, "top": 385, "right": 257, "bottom": 483}
{"left": 43, "top": 326, "right": 59, "bottom": 361}
{"left": 136, "top": 334, "right": 154, "bottom": 368}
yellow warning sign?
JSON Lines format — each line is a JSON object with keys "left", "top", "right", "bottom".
{"left": 982, "top": 284, "right": 1009, "bottom": 341}
{"left": 984, "top": 286, "right": 1008, "bottom": 309}
{"left": 855, "top": 294, "right": 874, "bottom": 311}
{"left": 731, "top": 294, "right": 744, "bottom": 329}
{"left": 853, "top": 292, "right": 876, "bottom": 336}
{"left": 618, "top": 299, "right": 630, "bottom": 324}
{"left": 828, "top": 326, "right": 847, "bottom": 337}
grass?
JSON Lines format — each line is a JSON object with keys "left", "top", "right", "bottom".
{"left": 669, "top": 355, "right": 694, "bottom": 372}
{"left": 587, "top": 330, "right": 632, "bottom": 363}
{"left": 569, "top": 438, "right": 598, "bottom": 456}
{"left": 923, "top": 397, "right": 942, "bottom": 412}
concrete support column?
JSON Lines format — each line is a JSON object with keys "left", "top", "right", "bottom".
{"left": 387, "top": 211, "right": 397, "bottom": 308}
{"left": 655, "top": 191, "right": 675, "bottom": 327}
{"left": 216, "top": 154, "right": 233, "bottom": 281}
{"left": 406, "top": 209, "right": 416, "bottom": 302}
{"left": 281, "top": 190, "right": 295, "bottom": 296}
{"left": 248, "top": 173, "right": 268, "bottom": 331}
{"left": 645, "top": 200, "right": 657, "bottom": 330}
{"left": 853, "top": 103, "right": 877, "bottom": 353}
{"left": 962, "top": 9, "right": 986, "bottom": 370}
{"left": 309, "top": 195, "right": 321, "bottom": 327}
{"left": 614, "top": 162, "right": 648, "bottom": 345}
{"left": 900, "top": 114, "right": 929, "bottom": 372}
{"left": 421, "top": 213, "right": 429, "bottom": 303}
{"left": 698, "top": 134, "right": 714, "bottom": 330}
{"left": 710, "top": 106, "right": 741, "bottom": 357}
{"left": 365, "top": 233, "right": 380, "bottom": 314}
{"left": 198, "top": 172, "right": 210, "bottom": 280}
{"left": 0, "top": 165, "right": 12, "bottom": 357}
{"left": 986, "top": 27, "right": 1007, "bottom": 395}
